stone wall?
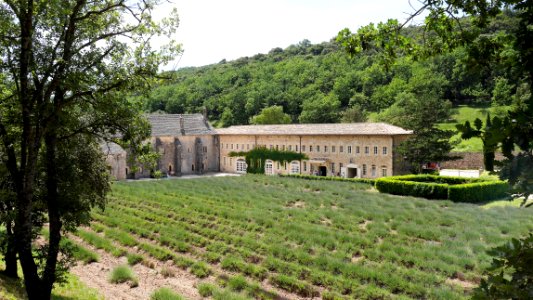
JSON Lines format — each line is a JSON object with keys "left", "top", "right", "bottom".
{"left": 219, "top": 134, "right": 399, "bottom": 178}
{"left": 440, "top": 152, "right": 505, "bottom": 170}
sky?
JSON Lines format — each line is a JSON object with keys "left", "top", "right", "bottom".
{"left": 154, "top": 0, "right": 425, "bottom": 69}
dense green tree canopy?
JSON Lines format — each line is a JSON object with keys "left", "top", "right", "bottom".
{"left": 250, "top": 105, "right": 291, "bottom": 124}
{"left": 0, "top": 1, "right": 180, "bottom": 298}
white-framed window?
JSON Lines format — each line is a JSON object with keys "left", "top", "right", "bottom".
{"left": 365, "top": 146, "right": 369, "bottom": 154}
{"left": 371, "top": 165, "right": 376, "bottom": 177}
{"left": 290, "top": 161, "right": 300, "bottom": 174}
{"left": 265, "top": 160, "right": 274, "bottom": 175}
{"left": 236, "top": 159, "right": 247, "bottom": 173}
{"left": 363, "top": 164, "right": 367, "bottom": 176}
{"left": 356, "top": 146, "right": 360, "bottom": 154}
{"left": 331, "top": 163, "right": 335, "bottom": 174}
{"left": 348, "top": 146, "right": 352, "bottom": 154}
{"left": 383, "top": 147, "right": 388, "bottom": 155}
{"left": 382, "top": 166, "right": 387, "bottom": 177}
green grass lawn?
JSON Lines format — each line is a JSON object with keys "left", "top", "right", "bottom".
{"left": 85, "top": 175, "right": 532, "bottom": 299}
{"left": 438, "top": 105, "right": 510, "bottom": 152}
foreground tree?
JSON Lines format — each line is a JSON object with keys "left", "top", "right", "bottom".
{"left": 337, "top": 0, "right": 533, "bottom": 201}
{"left": 0, "top": 1, "right": 179, "bottom": 298}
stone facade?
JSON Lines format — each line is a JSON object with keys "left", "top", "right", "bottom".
{"left": 105, "top": 117, "right": 412, "bottom": 180}
{"left": 217, "top": 123, "right": 413, "bottom": 179}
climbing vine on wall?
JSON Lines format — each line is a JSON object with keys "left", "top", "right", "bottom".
{"left": 229, "top": 147, "right": 308, "bottom": 174}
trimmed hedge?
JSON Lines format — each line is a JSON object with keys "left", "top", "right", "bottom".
{"left": 280, "top": 174, "right": 375, "bottom": 185}
{"left": 375, "top": 175, "right": 508, "bottom": 203}
{"left": 448, "top": 181, "right": 509, "bottom": 203}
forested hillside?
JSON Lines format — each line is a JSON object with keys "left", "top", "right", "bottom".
{"left": 143, "top": 11, "right": 524, "bottom": 128}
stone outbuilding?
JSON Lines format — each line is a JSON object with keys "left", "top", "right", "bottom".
{"left": 103, "top": 113, "right": 219, "bottom": 180}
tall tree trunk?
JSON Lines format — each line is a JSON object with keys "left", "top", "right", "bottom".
{"left": 42, "top": 129, "right": 62, "bottom": 298}
{"left": 3, "top": 220, "right": 18, "bottom": 278}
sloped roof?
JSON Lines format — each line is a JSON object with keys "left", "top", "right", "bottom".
{"left": 216, "top": 123, "right": 413, "bottom": 136}
{"left": 146, "top": 114, "right": 215, "bottom": 136}
{"left": 101, "top": 141, "right": 126, "bottom": 155}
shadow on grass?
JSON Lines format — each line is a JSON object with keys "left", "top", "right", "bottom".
{"left": 0, "top": 271, "right": 27, "bottom": 299}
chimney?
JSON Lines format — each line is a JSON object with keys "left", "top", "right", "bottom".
{"left": 179, "top": 116, "right": 185, "bottom": 135}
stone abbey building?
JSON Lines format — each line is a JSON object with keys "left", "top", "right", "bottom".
{"left": 104, "top": 114, "right": 413, "bottom": 180}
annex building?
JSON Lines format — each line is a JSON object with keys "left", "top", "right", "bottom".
{"left": 103, "top": 114, "right": 413, "bottom": 180}
{"left": 217, "top": 123, "right": 413, "bottom": 179}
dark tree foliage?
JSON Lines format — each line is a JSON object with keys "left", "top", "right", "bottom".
{"left": 0, "top": 1, "right": 180, "bottom": 298}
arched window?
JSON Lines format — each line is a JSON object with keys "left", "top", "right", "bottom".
{"left": 236, "top": 159, "right": 247, "bottom": 174}
{"left": 265, "top": 160, "right": 274, "bottom": 175}
{"left": 290, "top": 161, "right": 300, "bottom": 174}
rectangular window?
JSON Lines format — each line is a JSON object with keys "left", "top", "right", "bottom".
{"left": 348, "top": 146, "right": 352, "bottom": 154}
{"left": 332, "top": 146, "right": 335, "bottom": 153}
{"left": 247, "top": 144, "right": 250, "bottom": 150}
{"left": 362, "top": 164, "right": 367, "bottom": 176}
{"left": 203, "top": 146, "right": 207, "bottom": 153}
{"left": 269, "top": 145, "right": 273, "bottom": 150}
{"left": 310, "top": 146, "right": 313, "bottom": 152}
{"left": 374, "top": 146, "right": 378, "bottom": 155}
{"left": 231, "top": 144, "right": 234, "bottom": 150}
{"left": 340, "top": 146, "right": 343, "bottom": 153}
{"left": 303, "top": 161, "right": 307, "bottom": 171}
{"left": 365, "top": 146, "right": 369, "bottom": 154}
{"left": 356, "top": 146, "right": 360, "bottom": 154}
{"left": 276, "top": 145, "right": 279, "bottom": 150}
{"left": 339, "top": 162, "right": 343, "bottom": 169}
{"left": 284, "top": 161, "right": 287, "bottom": 170}
{"left": 371, "top": 165, "right": 376, "bottom": 177}
{"left": 383, "top": 147, "right": 388, "bottom": 155}
{"left": 331, "top": 163, "right": 335, "bottom": 174}
{"left": 382, "top": 167, "right": 387, "bottom": 177}
{"left": 324, "top": 145, "right": 328, "bottom": 152}
{"left": 288, "top": 145, "right": 292, "bottom": 151}
{"left": 301, "top": 145, "right": 305, "bottom": 152}
{"left": 317, "top": 145, "right": 320, "bottom": 152}
{"left": 226, "top": 143, "right": 229, "bottom": 149}
{"left": 296, "top": 145, "right": 299, "bottom": 152}
{"left": 236, "top": 144, "right": 239, "bottom": 150}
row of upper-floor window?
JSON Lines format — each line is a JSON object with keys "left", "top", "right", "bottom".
{"left": 221, "top": 143, "right": 388, "bottom": 155}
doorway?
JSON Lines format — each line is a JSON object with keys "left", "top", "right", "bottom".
{"left": 319, "top": 166, "right": 327, "bottom": 176}
{"left": 346, "top": 167, "right": 358, "bottom": 178}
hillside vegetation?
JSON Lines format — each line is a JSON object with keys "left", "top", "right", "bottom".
{"left": 142, "top": 11, "right": 521, "bottom": 131}
{"left": 70, "top": 175, "right": 533, "bottom": 299}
